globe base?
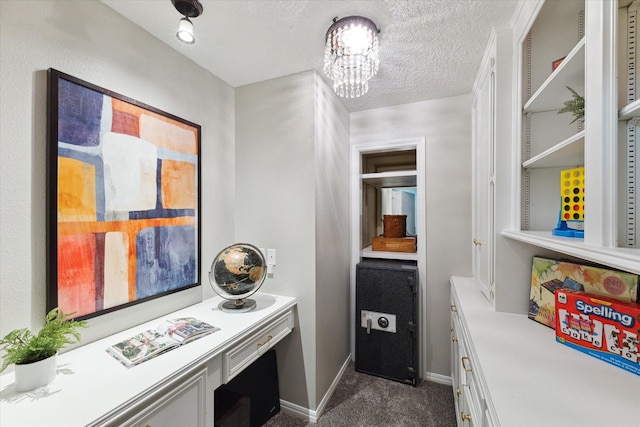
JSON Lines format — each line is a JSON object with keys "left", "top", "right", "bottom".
{"left": 218, "top": 298, "right": 257, "bottom": 313}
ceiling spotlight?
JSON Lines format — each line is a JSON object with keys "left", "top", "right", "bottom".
{"left": 172, "top": 0, "right": 203, "bottom": 44}
{"left": 324, "top": 16, "right": 380, "bottom": 98}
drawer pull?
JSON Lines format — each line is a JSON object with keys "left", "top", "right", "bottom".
{"left": 456, "top": 388, "right": 462, "bottom": 396}
{"left": 257, "top": 335, "right": 273, "bottom": 348}
{"left": 450, "top": 304, "right": 457, "bottom": 313}
{"left": 461, "top": 356, "right": 472, "bottom": 373}
{"left": 451, "top": 336, "right": 458, "bottom": 342}
{"left": 461, "top": 411, "right": 472, "bottom": 422}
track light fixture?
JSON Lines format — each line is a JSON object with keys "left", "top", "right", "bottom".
{"left": 171, "top": 0, "right": 203, "bottom": 44}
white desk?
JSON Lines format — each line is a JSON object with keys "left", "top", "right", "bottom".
{"left": 0, "top": 293, "right": 296, "bottom": 427}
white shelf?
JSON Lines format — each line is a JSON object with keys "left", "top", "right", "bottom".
{"left": 361, "top": 170, "right": 417, "bottom": 188}
{"left": 619, "top": 98, "right": 640, "bottom": 121}
{"left": 361, "top": 245, "right": 418, "bottom": 261}
{"left": 522, "top": 130, "right": 584, "bottom": 169}
{"left": 524, "top": 37, "right": 585, "bottom": 113}
{"left": 502, "top": 229, "right": 640, "bottom": 274}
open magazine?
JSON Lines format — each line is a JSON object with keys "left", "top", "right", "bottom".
{"left": 106, "top": 317, "right": 220, "bottom": 368}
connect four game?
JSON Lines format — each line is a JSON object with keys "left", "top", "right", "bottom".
{"left": 553, "top": 166, "right": 584, "bottom": 238}
{"left": 561, "top": 167, "right": 584, "bottom": 221}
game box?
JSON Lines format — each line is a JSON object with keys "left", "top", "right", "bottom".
{"left": 555, "top": 291, "right": 640, "bottom": 376}
{"left": 528, "top": 256, "right": 639, "bottom": 329}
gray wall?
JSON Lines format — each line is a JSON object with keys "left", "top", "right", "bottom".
{"left": 235, "top": 72, "right": 351, "bottom": 411}
{"left": 0, "top": 0, "right": 235, "bottom": 347}
{"left": 351, "top": 94, "right": 473, "bottom": 378}
{"left": 313, "top": 75, "right": 351, "bottom": 406}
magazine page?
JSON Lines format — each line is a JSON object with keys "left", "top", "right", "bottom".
{"left": 155, "top": 317, "right": 220, "bottom": 344}
{"left": 107, "top": 330, "right": 179, "bottom": 368}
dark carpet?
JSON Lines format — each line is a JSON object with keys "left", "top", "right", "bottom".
{"left": 264, "top": 363, "right": 457, "bottom": 426}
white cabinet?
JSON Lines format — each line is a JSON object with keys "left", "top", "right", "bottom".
{"left": 500, "top": 0, "right": 639, "bottom": 281}
{"left": 123, "top": 368, "right": 207, "bottom": 427}
{"left": 472, "top": 25, "right": 514, "bottom": 308}
{"left": 450, "top": 276, "right": 637, "bottom": 427}
{"left": 450, "top": 290, "right": 496, "bottom": 427}
{"left": 472, "top": 31, "right": 496, "bottom": 304}
{"left": 516, "top": 0, "right": 587, "bottom": 237}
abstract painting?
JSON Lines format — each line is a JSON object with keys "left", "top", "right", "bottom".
{"left": 47, "top": 69, "right": 201, "bottom": 320}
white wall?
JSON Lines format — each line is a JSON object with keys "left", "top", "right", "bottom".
{"left": 235, "top": 71, "right": 351, "bottom": 413}
{"left": 313, "top": 75, "right": 351, "bottom": 406}
{"left": 0, "top": 0, "right": 235, "bottom": 348}
{"left": 351, "top": 94, "right": 473, "bottom": 378}
{"left": 235, "top": 71, "right": 317, "bottom": 410}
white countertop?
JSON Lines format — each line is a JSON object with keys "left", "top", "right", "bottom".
{"left": 451, "top": 276, "right": 639, "bottom": 427}
{"left": 0, "top": 293, "right": 296, "bottom": 427}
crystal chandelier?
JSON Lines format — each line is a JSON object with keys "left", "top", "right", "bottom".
{"left": 324, "top": 16, "right": 380, "bottom": 98}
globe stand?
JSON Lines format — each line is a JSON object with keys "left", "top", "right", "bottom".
{"left": 218, "top": 298, "right": 257, "bottom": 313}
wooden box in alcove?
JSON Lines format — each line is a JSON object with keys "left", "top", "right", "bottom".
{"left": 371, "top": 236, "right": 417, "bottom": 253}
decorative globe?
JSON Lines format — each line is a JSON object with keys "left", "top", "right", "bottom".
{"left": 209, "top": 243, "right": 266, "bottom": 312}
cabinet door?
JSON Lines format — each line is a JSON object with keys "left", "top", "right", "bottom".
{"left": 450, "top": 302, "right": 463, "bottom": 416}
{"left": 472, "top": 52, "right": 495, "bottom": 302}
{"left": 125, "top": 368, "right": 207, "bottom": 427}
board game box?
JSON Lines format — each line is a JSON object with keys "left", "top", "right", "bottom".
{"left": 528, "top": 256, "right": 639, "bottom": 329}
{"left": 555, "top": 291, "right": 640, "bottom": 377}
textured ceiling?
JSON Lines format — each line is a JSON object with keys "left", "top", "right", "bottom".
{"left": 101, "top": 0, "right": 518, "bottom": 112}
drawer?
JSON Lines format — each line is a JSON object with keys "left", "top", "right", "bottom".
{"left": 223, "top": 309, "right": 294, "bottom": 382}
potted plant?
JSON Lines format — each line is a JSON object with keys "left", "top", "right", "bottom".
{"left": 0, "top": 307, "right": 87, "bottom": 391}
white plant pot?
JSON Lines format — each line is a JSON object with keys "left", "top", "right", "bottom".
{"left": 14, "top": 353, "right": 58, "bottom": 392}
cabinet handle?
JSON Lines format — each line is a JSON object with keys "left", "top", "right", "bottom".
{"left": 473, "top": 239, "right": 482, "bottom": 246}
{"left": 461, "top": 412, "right": 472, "bottom": 422}
{"left": 257, "top": 335, "right": 273, "bottom": 349}
{"left": 450, "top": 304, "right": 457, "bottom": 313}
{"left": 451, "top": 336, "right": 458, "bottom": 342}
{"left": 456, "top": 388, "right": 462, "bottom": 396}
{"left": 461, "top": 356, "right": 473, "bottom": 373}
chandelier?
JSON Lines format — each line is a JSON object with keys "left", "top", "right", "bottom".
{"left": 324, "top": 16, "right": 380, "bottom": 98}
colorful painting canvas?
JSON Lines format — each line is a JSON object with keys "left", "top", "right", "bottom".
{"left": 47, "top": 69, "right": 201, "bottom": 320}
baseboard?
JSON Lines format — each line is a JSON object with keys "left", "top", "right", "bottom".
{"left": 424, "top": 371, "right": 452, "bottom": 386}
{"left": 279, "top": 399, "right": 316, "bottom": 422}
{"left": 279, "top": 353, "right": 353, "bottom": 423}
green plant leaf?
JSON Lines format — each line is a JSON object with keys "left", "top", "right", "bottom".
{"left": 557, "top": 86, "right": 584, "bottom": 124}
{"left": 0, "top": 307, "right": 87, "bottom": 372}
